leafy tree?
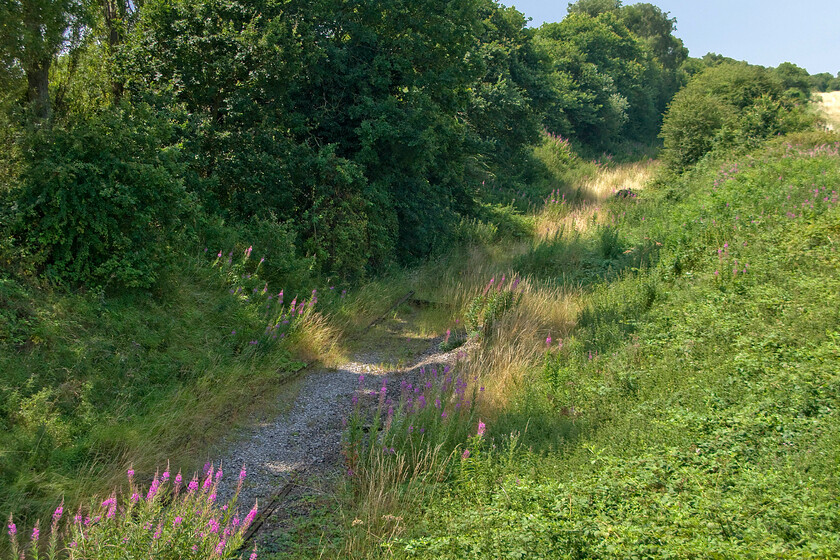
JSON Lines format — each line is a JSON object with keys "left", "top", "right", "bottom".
{"left": 464, "top": 1, "right": 550, "bottom": 182}
{"left": 809, "top": 72, "right": 834, "bottom": 92}
{"left": 0, "top": 0, "right": 90, "bottom": 118}
{"left": 537, "top": 12, "right": 661, "bottom": 145}
{"left": 621, "top": 3, "right": 686, "bottom": 72}
{"left": 7, "top": 105, "right": 190, "bottom": 287}
{"left": 773, "top": 61, "right": 811, "bottom": 100}
{"left": 566, "top": 0, "right": 621, "bottom": 17}
{"left": 661, "top": 62, "right": 811, "bottom": 171}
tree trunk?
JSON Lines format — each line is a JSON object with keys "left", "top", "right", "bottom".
{"left": 103, "top": 0, "right": 127, "bottom": 101}
{"left": 26, "top": 59, "right": 51, "bottom": 119}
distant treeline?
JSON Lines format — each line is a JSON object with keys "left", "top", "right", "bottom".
{"left": 0, "top": 0, "right": 832, "bottom": 285}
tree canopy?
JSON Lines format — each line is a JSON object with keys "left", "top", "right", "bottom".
{"left": 0, "top": 0, "right": 825, "bottom": 286}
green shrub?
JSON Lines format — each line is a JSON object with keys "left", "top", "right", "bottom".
{"left": 8, "top": 105, "right": 190, "bottom": 288}
{"left": 661, "top": 63, "right": 811, "bottom": 172}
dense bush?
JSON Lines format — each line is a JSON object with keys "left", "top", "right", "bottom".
{"left": 661, "top": 63, "right": 812, "bottom": 171}
{"left": 6, "top": 105, "right": 189, "bottom": 288}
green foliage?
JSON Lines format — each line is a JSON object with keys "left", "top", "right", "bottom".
{"left": 6, "top": 105, "right": 189, "bottom": 288}
{"left": 773, "top": 61, "right": 812, "bottom": 101}
{"left": 596, "top": 224, "right": 623, "bottom": 259}
{"left": 809, "top": 71, "right": 840, "bottom": 92}
{"left": 464, "top": 281, "right": 519, "bottom": 337}
{"left": 2, "top": 0, "right": 689, "bottom": 284}
{"left": 383, "top": 135, "right": 840, "bottom": 560}
{"left": 0, "top": 252, "right": 306, "bottom": 524}
{"left": 661, "top": 63, "right": 812, "bottom": 171}
{"left": 536, "top": 11, "right": 664, "bottom": 146}
{"left": 0, "top": 0, "right": 91, "bottom": 117}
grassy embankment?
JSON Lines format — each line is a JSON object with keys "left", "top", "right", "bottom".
{"left": 0, "top": 245, "right": 404, "bottom": 529}
{"left": 268, "top": 129, "right": 840, "bottom": 558}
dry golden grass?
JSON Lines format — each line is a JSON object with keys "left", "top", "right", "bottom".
{"left": 403, "top": 160, "right": 658, "bottom": 414}
{"left": 463, "top": 279, "right": 581, "bottom": 412}
{"left": 289, "top": 312, "right": 344, "bottom": 366}
{"left": 815, "top": 91, "right": 840, "bottom": 131}
{"left": 578, "top": 159, "right": 659, "bottom": 199}
{"left": 339, "top": 442, "right": 455, "bottom": 556}
{"left": 535, "top": 160, "right": 658, "bottom": 240}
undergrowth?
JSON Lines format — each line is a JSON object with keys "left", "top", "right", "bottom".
{"left": 320, "top": 133, "right": 840, "bottom": 558}
{"left": 0, "top": 246, "right": 344, "bottom": 532}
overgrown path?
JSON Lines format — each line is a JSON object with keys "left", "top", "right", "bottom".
{"left": 214, "top": 301, "right": 464, "bottom": 550}
{"left": 214, "top": 159, "right": 659, "bottom": 554}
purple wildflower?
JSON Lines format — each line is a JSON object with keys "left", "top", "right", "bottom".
{"left": 244, "top": 504, "right": 258, "bottom": 528}
{"left": 146, "top": 478, "right": 160, "bottom": 501}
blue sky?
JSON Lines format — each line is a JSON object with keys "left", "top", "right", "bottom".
{"left": 508, "top": 1, "right": 840, "bottom": 75}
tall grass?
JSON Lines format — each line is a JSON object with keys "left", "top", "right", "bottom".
{"left": 383, "top": 135, "right": 840, "bottom": 558}
{"left": 325, "top": 132, "right": 840, "bottom": 559}
{"left": 308, "top": 150, "right": 659, "bottom": 557}
{"left": 0, "top": 247, "right": 344, "bottom": 536}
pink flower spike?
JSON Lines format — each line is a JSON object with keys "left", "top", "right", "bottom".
{"left": 477, "top": 420, "right": 486, "bottom": 437}
{"left": 462, "top": 448, "right": 471, "bottom": 460}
